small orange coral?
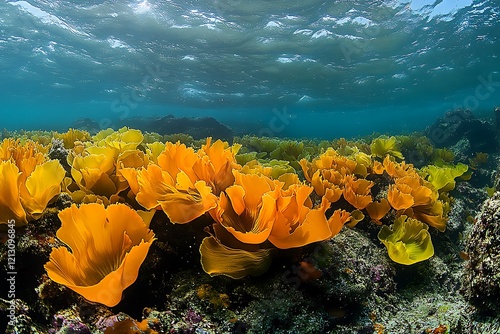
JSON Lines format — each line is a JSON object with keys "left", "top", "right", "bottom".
{"left": 44, "top": 203, "right": 155, "bottom": 307}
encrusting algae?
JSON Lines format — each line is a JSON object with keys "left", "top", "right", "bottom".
{"left": 0, "top": 128, "right": 470, "bottom": 307}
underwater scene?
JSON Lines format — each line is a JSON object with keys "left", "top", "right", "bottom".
{"left": 1, "top": 0, "right": 500, "bottom": 333}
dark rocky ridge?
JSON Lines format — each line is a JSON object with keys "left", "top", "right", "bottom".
{"left": 423, "top": 109, "right": 498, "bottom": 154}
{"left": 71, "top": 115, "right": 234, "bottom": 142}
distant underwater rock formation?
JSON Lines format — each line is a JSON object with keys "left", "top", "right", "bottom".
{"left": 119, "top": 115, "right": 234, "bottom": 142}
{"left": 424, "top": 109, "right": 498, "bottom": 154}
{"left": 71, "top": 115, "right": 234, "bottom": 142}
{"left": 70, "top": 118, "right": 100, "bottom": 134}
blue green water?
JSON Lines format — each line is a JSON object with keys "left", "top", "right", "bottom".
{"left": 1, "top": 0, "right": 499, "bottom": 138}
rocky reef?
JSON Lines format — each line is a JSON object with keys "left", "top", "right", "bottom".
{"left": 424, "top": 109, "right": 498, "bottom": 155}
{"left": 462, "top": 192, "right": 500, "bottom": 313}
{"left": 1, "top": 109, "right": 500, "bottom": 333}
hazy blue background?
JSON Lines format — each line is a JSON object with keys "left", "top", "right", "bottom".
{"left": 1, "top": 0, "right": 499, "bottom": 138}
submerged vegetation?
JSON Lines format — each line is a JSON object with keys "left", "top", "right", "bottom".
{"left": 0, "top": 124, "right": 499, "bottom": 333}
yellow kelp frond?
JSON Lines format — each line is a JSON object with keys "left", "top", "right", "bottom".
{"left": 54, "top": 129, "right": 91, "bottom": 149}
{"left": 163, "top": 133, "right": 195, "bottom": 145}
{"left": 239, "top": 159, "right": 273, "bottom": 177}
{"left": 277, "top": 173, "right": 301, "bottom": 190}
{"left": 92, "top": 127, "right": 144, "bottom": 159}
{"left": 199, "top": 236, "right": 273, "bottom": 279}
{"left": 406, "top": 200, "right": 448, "bottom": 232}
{"left": 346, "top": 209, "right": 364, "bottom": 228}
{"left": 115, "top": 149, "right": 149, "bottom": 194}
{"left": 44, "top": 203, "right": 155, "bottom": 307}
{"left": 270, "top": 195, "right": 350, "bottom": 249}
{"left": 0, "top": 160, "right": 27, "bottom": 226}
{"left": 157, "top": 141, "right": 198, "bottom": 183}
{"left": 0, "top": 138, "right": 46, "bottom": 167}
{"left": 378, "top": 215, "right": 434, "bottom": 265}
{"left": 263, "top": 160, "right": 296, "bottom": 179}
{"left": 211, "top": 171, "right": 280, "bottom": 244}
{"left": 366, "top": 199, "right": 391, "bottom": 224}
{"left": 70, "top": 146, "right": 117, "bottom": 197}
{"left": 15, "top": 130, "right": 53, "bottom": 146}
{"left": 370, "top": 136, "right": 404, "bottom": 160}
{"left": 238, "top": 135, "right": 280, "bottom": 154}
{"left": 145, "top": 142, "right": 166, "bottom": 164}
{"left": 431, "top": 148, "right": 455, "bottom": 165}
{"left": 194, "top": 138, "right": 241, "bottom": 194}
{"left": 240, "top": 159, "right": 295, "bottom": 180}
{"left": 353, "top": 151, "right": 372, "bottom": 177}
{"left": 235, "top": 151, "right": 267, "bottom": 166}
{"left": 422, "top": 163, "right": 468, "bottom": 192}
{"left": 141, "top": 131, "right": 163, "bottom": 144}
{"left": 1, "top": 157, "right": 65, "bottom": 225}
{"left": 268, "top": 140, "right": 311, "bottom": 170}
{"left": 342, "top": 175, "right": 374, "bottom": 210}
{"left": 135, "top": 164, "right": 217, "bottom": 224}
{"left": 20, "top": 160, "right": 66, "bottom": 220}
{"left": 380, "top": 155, "right": 416, "bottom": 179}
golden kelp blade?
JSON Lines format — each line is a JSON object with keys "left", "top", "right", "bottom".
{"left": 0, "top": 160, "right": 27, "bottom": 226}
{"left": 44, "top": 203, "right": 155, "bottom": 307}
{"left": 199, "top": 236, "right": 272, "bottom": 279}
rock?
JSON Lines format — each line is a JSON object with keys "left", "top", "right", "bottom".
{"left": 70, "top": 118, "right": 100, "bottom": 134}
{"left": 118, "top": 115, "right": 234, "bottom": 142}
{"left": 69, "top": 115, "right": 234, "bottom": 142}
{"left": 48, "top": 138, "right": 70, "bottom": 173}
{"left": 461, "top": 191, "right": 500, "bottom": 313}
{"left": 424, "top": 109, "right": 497, "bottom": 154}
{"left": 313, "top": 227, "right": 396, "bottom": 308}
